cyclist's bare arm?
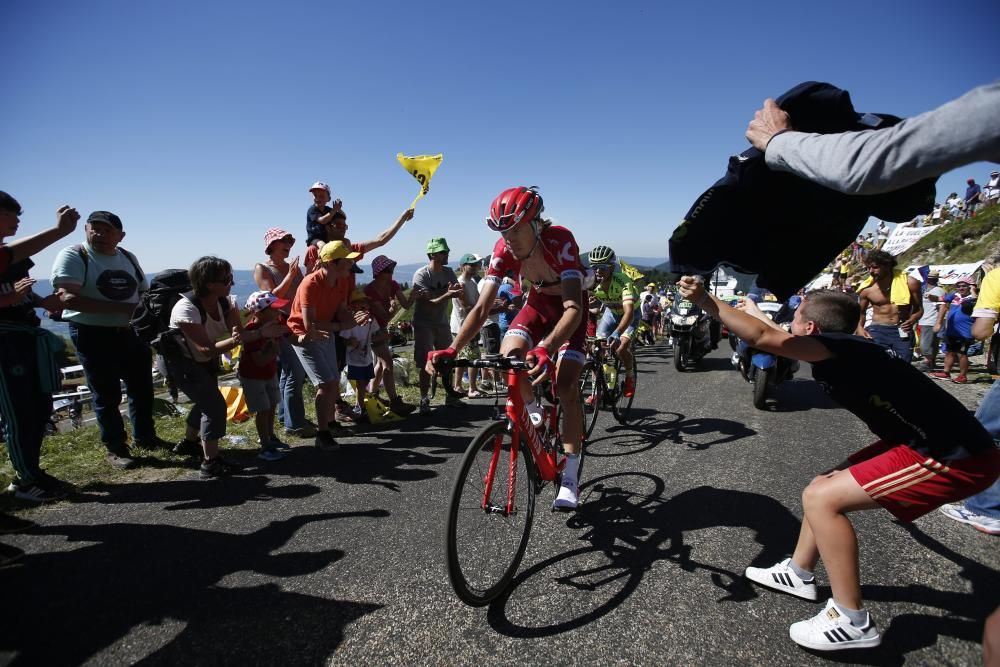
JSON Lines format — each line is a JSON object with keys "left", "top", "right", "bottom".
{"left": 449, "top": 279, "right": 500, "bottom": 352}
{"left": 614, "top": 299, "right": 635, "bottom": 336}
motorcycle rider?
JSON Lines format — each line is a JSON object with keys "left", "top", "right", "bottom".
{"left": 588, "top": 245, "right": 639, "bottom": 398}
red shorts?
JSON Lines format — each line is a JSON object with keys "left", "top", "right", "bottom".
{"left": 506, "top": 292, "right": 587, "bottom": 366}
{"left": 848, "top": 441, "right": 1000, "bottom": 522}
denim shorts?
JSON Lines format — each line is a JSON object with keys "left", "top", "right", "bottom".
{"left": 293, "top": 338, "right": 340, "bottom": 386}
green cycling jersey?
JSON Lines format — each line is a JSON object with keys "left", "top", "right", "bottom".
{"left": 592, "top": 271, "right": 637, "bottom": 312}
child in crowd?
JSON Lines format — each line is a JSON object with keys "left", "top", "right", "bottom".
{"left": 340, "top": 289, "right": 385, "bottom": 423}
{"left": 304, "top": 181, "right": 343, "bottom": 272}
{"left": 677, "top": 276, "right": 999, "bottom": 652}
{"left": 240, "top": 291, "right": 291, "bottom": 461}
{"left": 364, "top": 255, "right": 417, "bottom": 414}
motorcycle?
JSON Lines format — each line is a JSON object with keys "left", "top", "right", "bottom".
{"left": 731, "top": 300, "right": 799, "bottom": 408}
{"left": 669, "top": 296, "right": 713, "bottom": 371}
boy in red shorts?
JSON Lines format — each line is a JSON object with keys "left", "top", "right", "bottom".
{"left": 677, "top": 277, "right": 1000, "bottom": 652}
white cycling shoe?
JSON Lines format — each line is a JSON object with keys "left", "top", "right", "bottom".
{"left": 553, "top": 478, "right": 578, "bottom": 511}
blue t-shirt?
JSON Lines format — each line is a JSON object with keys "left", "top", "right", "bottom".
{"left": 306, "top": 205, "right": 332, "bottom": 246}
{"left": 943, "top": 293, "right": 974, "bottom": 339}
{"left": 497, "top": 282, "right": 519, "bottom": 330}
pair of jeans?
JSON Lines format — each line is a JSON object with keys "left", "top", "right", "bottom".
{"left": 275, "top": 336, "right": 306, "bottom": 429}
{"left": 966, "top": 380, "right": 1000, "bottom": 519}
{"left": 69, "top": 323, "right": 155, "bottom": 451}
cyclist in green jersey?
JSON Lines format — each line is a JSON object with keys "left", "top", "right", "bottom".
{"left": 588, "top": 245, "right": 639, "bottom": 397}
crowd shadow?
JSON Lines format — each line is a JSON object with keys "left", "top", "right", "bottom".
{"left": 0, "top": 509, "right": 387, "bottom": 664}
{"left": 586, "top": 411, "right": 756, "bottom": 457}
{"left": 487, "top": 477, "right": 796, "bottom": 637}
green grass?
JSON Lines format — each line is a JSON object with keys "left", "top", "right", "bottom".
{"left": 898, "top": 205, "right": 1000, "bottom": 267}
{"left": 1, "top": 347, "right": 435, "bottom": 514}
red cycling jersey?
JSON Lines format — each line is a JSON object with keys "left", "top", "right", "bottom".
{"left": 484, "top": 225, "right": 587, "bottom": 366}
{"left": 484, "top": 225, "right": 584, "bottom": 293}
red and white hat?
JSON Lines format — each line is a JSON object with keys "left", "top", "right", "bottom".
{"left": 371, "top": 254, "right": 397, "bottom": 276}
{"left": 264, "top": 228, "right": 295, "bottom": 254}
{"left": 245, "top": 290, "right": 290, "bottom": 313}
{"left": 309, "top": 181, "right": 331, "bottom": 195}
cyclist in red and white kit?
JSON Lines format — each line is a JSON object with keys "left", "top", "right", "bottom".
{"left": 426, "top": 186, "right": 588, "bottom": 510}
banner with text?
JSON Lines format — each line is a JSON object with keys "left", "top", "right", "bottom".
{"left": 882, "top": 224, "right": 940, "bottom": 256}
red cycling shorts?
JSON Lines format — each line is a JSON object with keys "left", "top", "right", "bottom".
{"left": 848, "top": 440, "right": 1000, "bottom": 522}
{"left": 505, "top": 291, "right": 587, "bottom": 366}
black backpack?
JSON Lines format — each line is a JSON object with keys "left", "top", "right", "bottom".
{"left": 130, "top": 270, "right": 231, "bottom": 356}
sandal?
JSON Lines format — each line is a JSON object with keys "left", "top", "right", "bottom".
{"left": 467, "top": 390, "right": 486, "bottom": 399}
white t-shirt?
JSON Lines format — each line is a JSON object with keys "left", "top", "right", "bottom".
{"left": 919, "top": 285, "right": 945, "bottom": 327}
{"left": 169, "top": 295, "right": 238, "bottom": 363}
{"left": 450, "top": 273, "right": 480, "bottom": 334}
{"left": 341, "top": 321, "right": 380, "bottom": 368}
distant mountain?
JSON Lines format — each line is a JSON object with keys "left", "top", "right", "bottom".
{"left": 618, "top": 256, "right": 667, "bottom": 269}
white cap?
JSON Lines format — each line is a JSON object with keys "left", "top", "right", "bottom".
{"left": 309, "top": 181, "right": 331, "bottom": 194}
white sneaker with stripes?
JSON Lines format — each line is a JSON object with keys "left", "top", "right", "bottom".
{"left": 789, "top": 598, "right": 881, "bottom": 651}
{"left": 745, "top": 558, "right": 818, "bottom": 600}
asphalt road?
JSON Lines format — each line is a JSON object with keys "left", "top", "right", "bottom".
{"left": 1, "top": 342, "right": 997, "bottom": 666}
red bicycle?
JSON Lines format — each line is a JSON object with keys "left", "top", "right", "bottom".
{"left": 435, "top": 356, "right": 586, "bottom": 606}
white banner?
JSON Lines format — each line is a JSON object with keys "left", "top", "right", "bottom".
{"left": 907, "top": 261, "right": 985, "bottom": 285}
{"left": 882, "top": 224, "right": 940, "bottom": 256}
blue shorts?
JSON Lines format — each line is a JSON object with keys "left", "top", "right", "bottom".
{"left": 347, "top": 363, "right": 375, "bottom": 382}
{"left": 596, "top": 307, "right": 640, "bottom": 340}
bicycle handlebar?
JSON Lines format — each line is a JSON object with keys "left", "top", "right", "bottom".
{"left": 433, "top": 355, "right": 530, "bottom": 371}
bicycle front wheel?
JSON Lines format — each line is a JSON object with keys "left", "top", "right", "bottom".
{"left": 612, "top": 356, "right": 637, "bottom": 425}
{"left": 444, "top": 420, "right": 537, "bottom": 606}
{"left": 579, "top": 362, "right": 602, "bottom": 441}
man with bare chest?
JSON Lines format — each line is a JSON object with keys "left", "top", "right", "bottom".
{"left": 856, "top": 250, "right": 922, "bottom": 361}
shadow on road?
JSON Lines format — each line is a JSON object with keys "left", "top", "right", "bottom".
{"left": 585, "top": 411, "right": 756, "bottom": 457}
{"left": 486, "top": 474, "right": 995, "bottom": 664}
{"left": 487, "top": 476, "right": 796, "bottom": 637}
{"left": 0, "top": 509, "right": 386, "bottom": 664}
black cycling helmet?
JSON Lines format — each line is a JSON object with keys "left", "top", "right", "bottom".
{"left": 588, "top": 245, "right": 616, "bottom": 265}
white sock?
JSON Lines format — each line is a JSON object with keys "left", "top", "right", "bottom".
{"left": 562, "top": 453, "right": 580, "bottom": 486}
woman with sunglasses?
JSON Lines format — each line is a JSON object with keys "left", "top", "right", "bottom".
{"left": 169, "top": 256, "right": 280, "bottom": 477}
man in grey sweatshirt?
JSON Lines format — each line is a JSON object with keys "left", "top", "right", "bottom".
{"left": 748, "top": 82, "right": 1000, "bottom": 194}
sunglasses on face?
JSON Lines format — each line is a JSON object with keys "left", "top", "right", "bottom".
{"left": 592, "top": 264, "right": 613, "bottom": 272}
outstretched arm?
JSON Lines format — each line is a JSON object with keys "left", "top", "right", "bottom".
{"left": 677, "top": 277, "right": 831, "bottom": 363}
{"left": 751, "top": 83, "right": 1000, "bottom": 195}
{"left": 359, "top": 208, "right": 415, "bottom": 253}
{"left": 3, "top": 206, "right": 80, "bottom": 268}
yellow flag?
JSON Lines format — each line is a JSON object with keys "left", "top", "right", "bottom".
{"left": 396, "top": 153, "right": 443, "bottom": 208}
{"left": 619, "top": 260, "right": 644, "bottom": 282}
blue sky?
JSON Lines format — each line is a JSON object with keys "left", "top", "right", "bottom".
{"left": 3, "top": 0, "right": 997, "bottom": 274}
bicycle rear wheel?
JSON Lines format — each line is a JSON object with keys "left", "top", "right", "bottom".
{"left": 579, "top": 362, "right": 602, "bottom": 441}
{"left": 444, "top": 420, "right": 536, "bottom": 606}
{"left": 612, "top": 356, "right": 637, "bottom": 425}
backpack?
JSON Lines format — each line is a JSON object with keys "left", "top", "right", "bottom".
{"left": 130, "top": 269, "right": 231, "bottom": 358}
{"left": 73, "top": 244, "right": 144, "bottom": 284}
